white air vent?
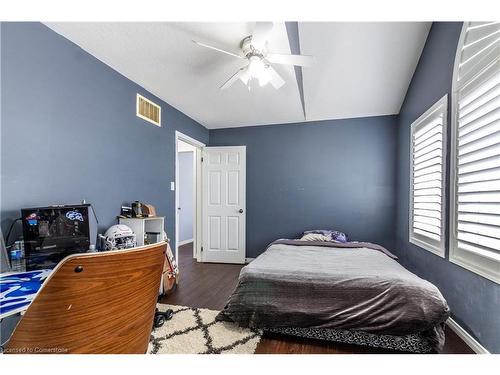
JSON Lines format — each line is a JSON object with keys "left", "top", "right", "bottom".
{"left": 136, "top": 94, "right": 161, "bottom": 126}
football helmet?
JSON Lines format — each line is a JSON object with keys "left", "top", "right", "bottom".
{"left": 103, "top": 224, "right": 136, "bottom": 250}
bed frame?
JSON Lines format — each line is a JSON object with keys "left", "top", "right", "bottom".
{"left": 265, "top": 327, "right": 437, "bottom": 353}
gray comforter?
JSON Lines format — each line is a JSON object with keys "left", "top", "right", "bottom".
{"left": 217, "top": 240, "right": 450, "bottom": 350}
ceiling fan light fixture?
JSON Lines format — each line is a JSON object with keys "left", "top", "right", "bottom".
{"left": 247, "top": 56, "right": 272, "bottom": 87}
{"left": 194, "top": 22, "right": 313, "bottom": 90}
{"left": 258, "top": 68, "right": 271, "bottom": 87}
{"left": 248, "top": 56, "right": 265, "bottom": 77}
{"left": 239, "top": 67, "right": 251, "bottom": 85}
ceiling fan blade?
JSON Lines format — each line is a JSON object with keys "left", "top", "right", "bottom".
{"left": 266, "top": 65, "right": 285, "bottom": 89}
{"left": 266, "top": 53, "right": 314, "bottom": 67}
{"left": 220, "top": 67, "right": 248, "bottom": 90}
{"left": 251, "top": 22, "right": 274, "bottom": 49}
{"left": 192, "top": 40, "right": 243, "bottom": 59}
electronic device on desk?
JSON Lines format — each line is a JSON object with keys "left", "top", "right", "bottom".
{"left": 120, "top": 206, "right": 133, "bottom": 218}
{"left": 21, "top": 204, "right": 91, "bottom": 270}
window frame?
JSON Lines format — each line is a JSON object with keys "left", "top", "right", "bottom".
{"left": 409, "top": 95, "right": 448, "bottom": 257}
{"left": 449, "top": 22, "right": 500, "bottom": 284}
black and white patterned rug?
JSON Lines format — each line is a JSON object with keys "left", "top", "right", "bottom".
{"left": 148, "top": 304, "right": 262, "bottom": 354}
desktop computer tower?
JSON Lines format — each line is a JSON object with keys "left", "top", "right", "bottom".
{"left": 21, "top": 204, "right": 91, "bottom": 270}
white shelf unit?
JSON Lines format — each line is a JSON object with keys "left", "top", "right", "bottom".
{"left": 118, "top": 217, "right": 165, "bottom": 247}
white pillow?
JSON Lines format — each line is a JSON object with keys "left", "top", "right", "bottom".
{"left": 300, "top": 233, "right": 330, "bottom": 242}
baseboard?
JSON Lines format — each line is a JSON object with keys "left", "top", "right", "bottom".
{"left": 245, "top": 257, "right": 255, "bottom": 264}
{"left": 446, "top": 317, "right": 489, "bottom": 354}
{"left": 178, "top": 239, "right": 194, "bottom": 246}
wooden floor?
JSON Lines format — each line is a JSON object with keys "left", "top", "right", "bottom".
{"left": 160, "top": 243, "right": 474, "bottom": 354}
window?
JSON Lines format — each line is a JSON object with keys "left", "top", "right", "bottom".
{"left": 136, "top": 94, "right": 161, "bottom": 126}
{"left": 409, "top": 95, "right": 448, "bottom": 256}
{"left": 450, "top": 22, "right": 500, "bottom": 283}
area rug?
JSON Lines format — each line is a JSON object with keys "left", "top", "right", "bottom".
{"left": 148, "top": 304, "right": 262, "bottom": 354}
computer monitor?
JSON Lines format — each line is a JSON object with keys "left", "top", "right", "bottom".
{"left": 21, "top": 204, "right": 91, "bottom": 270}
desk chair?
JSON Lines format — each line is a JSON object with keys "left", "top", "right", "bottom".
{"left": 5, "top": 242, "right": 166, "bottom": 354}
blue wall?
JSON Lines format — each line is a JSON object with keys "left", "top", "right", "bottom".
{"left": 0, "top": 22, "right": 209, "bottom": 247}
{"left": 2, "top": 21, "right": 498, "bottom": 353}
{"left": 210, "top": 116, "right": 398, "bottom": 258}
{"left": 178, "top": 151, "right": 194, "bottom": 243}
{"left": 395, "top": 22, "right": 500, "bottom": 353}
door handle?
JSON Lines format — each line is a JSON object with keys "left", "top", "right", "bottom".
{"left": 238, "top": 209, "right": 244, "bottom": 213}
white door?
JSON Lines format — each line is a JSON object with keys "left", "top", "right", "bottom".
{"left": 202, "top": 146, "right": 246, "bottom": 264}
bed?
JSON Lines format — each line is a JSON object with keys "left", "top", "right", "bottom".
{"left": 216, "top": 239, "right": 450, "bottom": 353}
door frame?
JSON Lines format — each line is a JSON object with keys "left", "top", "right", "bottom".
{"left": 175, "top": 131, "right": 205, "bottom": 265}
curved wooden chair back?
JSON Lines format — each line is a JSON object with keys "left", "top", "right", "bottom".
{"left": 5, "top": 242, "right": 166, "bottom": 354}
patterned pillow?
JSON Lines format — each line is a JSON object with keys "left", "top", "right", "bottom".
{"left": 302, "top": 229, "right": 349, "bottom": 243}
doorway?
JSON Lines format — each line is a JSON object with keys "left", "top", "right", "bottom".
{"left": 175, "top": 131, "right": 204, "bottom": 265}
{"left": 175, "top": 133, "right": 247, "bottom": 266}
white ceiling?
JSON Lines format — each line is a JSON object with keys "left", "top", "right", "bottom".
{"left": 44, "top": 22, "right": 430, "bottom": 129}
{"left": 300, "top": 22, "right": 431, "bottom": 121}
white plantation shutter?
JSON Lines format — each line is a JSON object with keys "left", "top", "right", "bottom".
{"left": 410, "top": 95, "right": 447, "bottom": 256}
{"left": 450, "top": 22, "right": 500, "bottom": 283}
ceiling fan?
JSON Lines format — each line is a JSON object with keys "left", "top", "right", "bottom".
{"left": 192, "top": 22, "right": 314, "bottom": 90}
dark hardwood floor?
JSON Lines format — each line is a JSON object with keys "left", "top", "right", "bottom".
{"left": 160, "top": 243, "right": 474, "bottom": 354}
{"left": 161, "top": 243, "right": 242, "bottom": 311}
